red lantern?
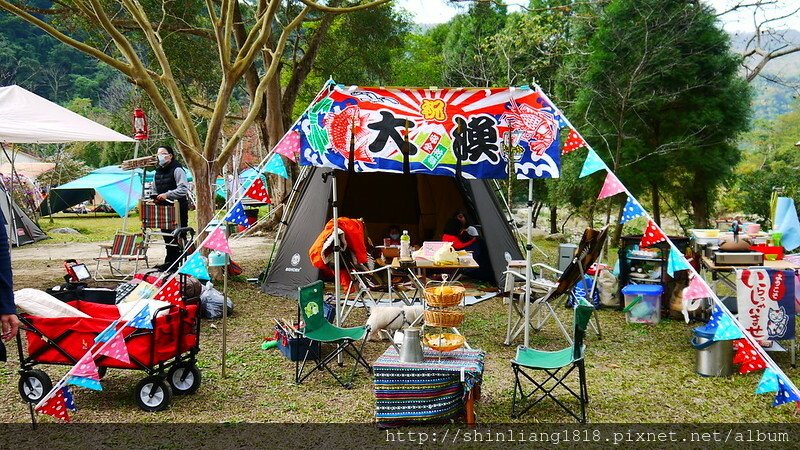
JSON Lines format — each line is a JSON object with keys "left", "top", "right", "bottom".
{"left": 133, "top": 107, "right": 148, "bottom": 140}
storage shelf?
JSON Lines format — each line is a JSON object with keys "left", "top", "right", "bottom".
{"left": 627, "top": 256, "right": 662, "bottom": 262}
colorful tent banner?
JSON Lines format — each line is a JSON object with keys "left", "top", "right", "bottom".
{"left": 620, "top": 197, "right": 645, "bottom": 224}
{"left": 597, "top": 172, "right": 625, "bottom": 199}
{"left": 295, "top": 84, "right": 561, "bottom": 179}
{"left": 667, "top": 246, "right": 691, "bottom": 277}
{"left": 202, "top": 227, "right": 232, "bottom": 254}
{"left": 178, "top": 252, "right": 211, "bottom": 281}
{"left": 263, "top": 154, "right": 288, "bottom": 179}
{"left": 579, "top": 148, "right": 607, "bottom": 178}
{"left": 736, "top": 268, "right": 796, "bottom": 341}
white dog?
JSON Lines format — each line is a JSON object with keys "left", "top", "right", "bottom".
{"left": 366, "top": 305, "right": 424, "bottom": 341}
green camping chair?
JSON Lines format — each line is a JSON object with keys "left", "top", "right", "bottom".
{"left": 510, "top": 298, "right": 594, "bottom": 423}
{"left": 296, "top": 281, "right": 372, "bottom": 388}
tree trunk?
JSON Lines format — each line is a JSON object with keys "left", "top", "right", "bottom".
{"left": 188, "top": 159, "right": 213, "bottom": 238}
{"left": 651, "top": 181, "right": 661, "bottom": 226}
{"left": 610, "top": 196, "right": 626, "bottom": 248}
{"left": 549, "top": 205, "right": 557, "bottom": 234}
{"left": 691, "top": 193, "right": 710, "bottom": 228}
{"left": 261, "top": 72, "right": 290, "bottom": 231}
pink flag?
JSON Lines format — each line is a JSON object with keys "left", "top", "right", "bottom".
{"left": 35, "top": 388, "right": 70, "bottom": 422}
{"left": 273, "top": 130, "right": 302, "bottom": 162}
{"left": 597, "top": 172, "right": 625, "bottom": 199}
{"left": 639, "top": 220, "right": 666, "bottom": 247}
{"left": 70, "top": 352, "right": 100, "bottom": 380}
{"left": 684, "top": 275, "right": 712, "bottom": 301}
{"left": 98, "top": 331, "right": 130, "bottom": 364}
{"left": 202, "top": 227, "right": 231, "bottom": 254}
{"left": 154, "top": 277, "right": 183, "bottom": 306}
{"left": 244, "top": 177, "right": 272, "bottom": 204}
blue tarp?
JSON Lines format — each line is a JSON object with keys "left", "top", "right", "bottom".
{"left": 215, "top": 168, "right": 261, "bottom": 199}
{"left": 41, "top": 166, "right": 143, "bottom": 217}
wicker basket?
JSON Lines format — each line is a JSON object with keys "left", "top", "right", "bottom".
{"left": 424, "top": 285, "right": 465, "bottom": 308}
{"left": 423, "top": 333, "right": 465, "bottom": 352}
{"left": 424, "top": 309, "right": 464, "bottom": 327}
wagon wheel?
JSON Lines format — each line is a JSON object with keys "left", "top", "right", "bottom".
{"left": 133, "top": 375, "right": 172, "bottom": 412}
{"left": 167, "top": 362, "right": 201, "bottom": 395}
{"left": 18, "top": 370, "right": 53, "bottom": 403}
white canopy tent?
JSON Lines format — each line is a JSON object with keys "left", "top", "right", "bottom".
{"left": 0, "top": 85, "right": 135, "bottom": 144}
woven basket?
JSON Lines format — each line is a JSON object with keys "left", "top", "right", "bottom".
{"left": 424, "top": 285, "right": 465, "bottom": 308}
{"left": 424, "top": 309, "right": 464, "bottom": 327}
{"left": 423, "top": 333, "right": 465, "bottom": 352}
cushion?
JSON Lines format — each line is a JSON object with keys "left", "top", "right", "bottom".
{"left": 14, "top": 288, "right": 91, "bottom": 318}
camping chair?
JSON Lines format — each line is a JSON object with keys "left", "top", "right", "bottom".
{"left": 341, "top": 261, "right": 418, "bottom": 323}
{"left": 140, "top": 199, "right": 195, "bottom": 268}
{"left": 503, "top": 226, "right": 608, "bottom": 345}
{"left": 511, "top": 298, "right": 593, "bottom": 423}
{"left": 296, "top": 280, "right": 372, "bottom": 388}
{"left": 93, "top": 232, "right": 148, "bottom": 281}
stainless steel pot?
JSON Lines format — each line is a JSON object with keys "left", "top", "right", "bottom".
{"left": 692, "top": 326, "right": 733, "bottom": 377}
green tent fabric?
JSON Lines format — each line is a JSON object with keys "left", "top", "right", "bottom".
{"left": 40, "top": 166, "right": 143, "bottom": 217}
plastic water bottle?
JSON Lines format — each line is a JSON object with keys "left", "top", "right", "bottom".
{"left": 400, "top": 230, "right": 411, "bottom": 259}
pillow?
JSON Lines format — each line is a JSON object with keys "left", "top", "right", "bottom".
{"left": 117, "top": 299, "right": 172, "bottom": 321}
{"left": 14, "top": 288, "right": 91, "bottom": 318}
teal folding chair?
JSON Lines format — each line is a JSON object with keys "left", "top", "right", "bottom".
{"left": 296, "top": 281, "right": 371, "bottom": 388}
{"left": 511, "top": 298, "right": 594, "bottom": 423}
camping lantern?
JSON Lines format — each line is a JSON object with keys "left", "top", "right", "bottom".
{"left": 133, "top": 108, "right": 148, "bottom": 140}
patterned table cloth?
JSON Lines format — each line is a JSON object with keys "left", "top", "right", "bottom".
{"left": 373, "top": 347, "right": 485, "bottom": 425}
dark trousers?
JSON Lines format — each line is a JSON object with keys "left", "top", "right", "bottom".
{"left": 162, "top": 199, "right": 189, "bottom": 267}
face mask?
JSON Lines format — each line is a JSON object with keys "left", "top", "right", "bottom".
{"left": 157, "top": 154, "right": 167, "bottom": 166}
{"left": 390, "top": 233, "right": 400, "bottom": 240}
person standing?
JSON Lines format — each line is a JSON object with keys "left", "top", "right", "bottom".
{"left": 154, "top": 145, "right": 189, "bottom": 270}
{"left": 0, "top": 207, "right": 19, "bottom": 355}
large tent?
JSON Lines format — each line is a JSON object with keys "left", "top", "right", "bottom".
{"left": 0, "top": 180, "right": 46, "bottom": 246}
{"left": 39, "top": 166, "right": 143, "bottom": 217}
{"left": 261, "top": 167, "right": 522, "bottom": 297}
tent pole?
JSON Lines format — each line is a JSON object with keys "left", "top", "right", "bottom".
{"left": 524, "top": 178, "right": 534, "bottom": 348}
{"left": 1, "top": 143, "right": 19, "bottom": 246}
{"left": 121, "top": 140, "right": 140, "bottom": 232}
{"left": 332, "top": 171, "right": 341, "bottom": 328}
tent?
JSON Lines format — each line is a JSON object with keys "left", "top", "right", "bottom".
{"left": 39, "top": 166, "right": 143, "bottom": 217}
{"left": 0, "top": 181, "right": 46, "bottom": 246}
{"left": 0, "top": 85, "right": 134, "bottom": 143}
{"left": 261, "top": 167, "right": 522, "bottom": 297}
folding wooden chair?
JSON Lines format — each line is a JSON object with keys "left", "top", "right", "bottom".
{"left": 94, "top": 232, "right": 148, "bottom": 281}
{"left": 503, "top": 226, "right": 607, "bottom": 345}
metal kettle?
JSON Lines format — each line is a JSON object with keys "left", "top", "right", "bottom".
{"left": 389, "top": 327, "right": 425, "bottom": 363}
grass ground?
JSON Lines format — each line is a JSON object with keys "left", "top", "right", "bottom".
{"left": 2, "top": 217, "right": 798, "bottom": 424}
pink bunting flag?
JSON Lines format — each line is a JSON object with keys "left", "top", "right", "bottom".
{"left": 69, "top": 352, "right": 100, "bottom": 380}
{"left": 244, "top": 177, "right": 272, "bottom": 204}
{"left": 597, "top": 172, "right": 625, "bottom": 199}
{"left": 562, "top": 128, "right": 587, "bottom": 154}
{"left": 202, "top": 227, "right": 231, "bottom": 254}
{"left": 35, "top": 388, "right": 70, "bottom": 422}
{"left": 98, "top": 330, "right": 130, "bottom": 364}
{"left": 639, "top": 220, "right": 667, "bottom": 247}
{"left": 154, "top": 276, "right": 183, "bottom": 306}
{"left": 684, "top": 275, "right": 712, "bottom": 301}
{"left": 273, "top": 130, "right": 302, "bottom": 162}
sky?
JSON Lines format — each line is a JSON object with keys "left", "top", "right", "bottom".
{"left": 395, "top": 0, "right": 800, "bottom": 32}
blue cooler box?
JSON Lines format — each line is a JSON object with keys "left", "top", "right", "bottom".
{"left": 622, "top": 284, "right": 663, "bottom": 324}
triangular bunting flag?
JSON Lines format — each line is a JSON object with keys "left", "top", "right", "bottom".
{"left": 562, "top": 128, "right": 586, "bottom": 155}
{"left": 94, "top": 320, "right": 119, "bottom": 344}
{"left": 36, "top": 387, "right": 70, "bottom": 421}
{"left": 620, "top": 197, "right": 645, "bottom": 224}
{"left": 154, "top": 277, "right": 183, "bottom": 305}
{"left": 685, "top": 275, "right": 712, "bottom": 301}
{"left": 732, "top": 339, "right": 748, "bottom": 364}
{"left": 202, "top": 227, "right": 232, "bottom": 254}
{"left": 70, "top": 352, "right": 100, "bottom": 380}
{"left": 733, "top": 338, "right": 768, "bottom": 374}
{"left": 579, "top": 149, "right": 607, "bottom": 178}
{"left": 178, "top": 252, "right": 211, "bottom": 281}
{"left": 667, "top": 246, "right": 691, "bottom": 277}
{"left": 98, "top": 330, "right": 130, "bottom": 364}
{"left": 714, "top": 311, "right": 745, "bottom": 340}
{"left": 61, "top": 386, "right": 77, "bottom": 411}
{"left": 639, "top": 220, "right": 666, "bottom": 247}
{"left": 597, "top": 172, "right": 626, "bottom": 199}
{"left": 773, "top": 375, "right": 800, "bottom": 407}
{"left": 756, "top": 368, "right": 779, "bottom": 394}
{"left": 556, "top": 114, "right": 569, "bottom": 129}
{"left": 272, "top": 130, "right": 302, "bottom": 163}
{"left": 126, "top": 304, "right": 153, "bottom": 329}
{"left": 263, "top": 154, "right": 288, "bottom": 179}
{"left": 703, "top": 304, "right": 725, "bottom": 335}
{"left": 67, "top": 375, "right": 102, "bottom": 391}
{"left": 244, "top": 176, "right": 272, "bottom": 204}
{"left": 224, "top": 202, "right": 250, "bottom": 227}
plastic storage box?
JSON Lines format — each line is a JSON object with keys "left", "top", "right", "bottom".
{"left": 621, "top": 284, "right": 664, "bottom": 324}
